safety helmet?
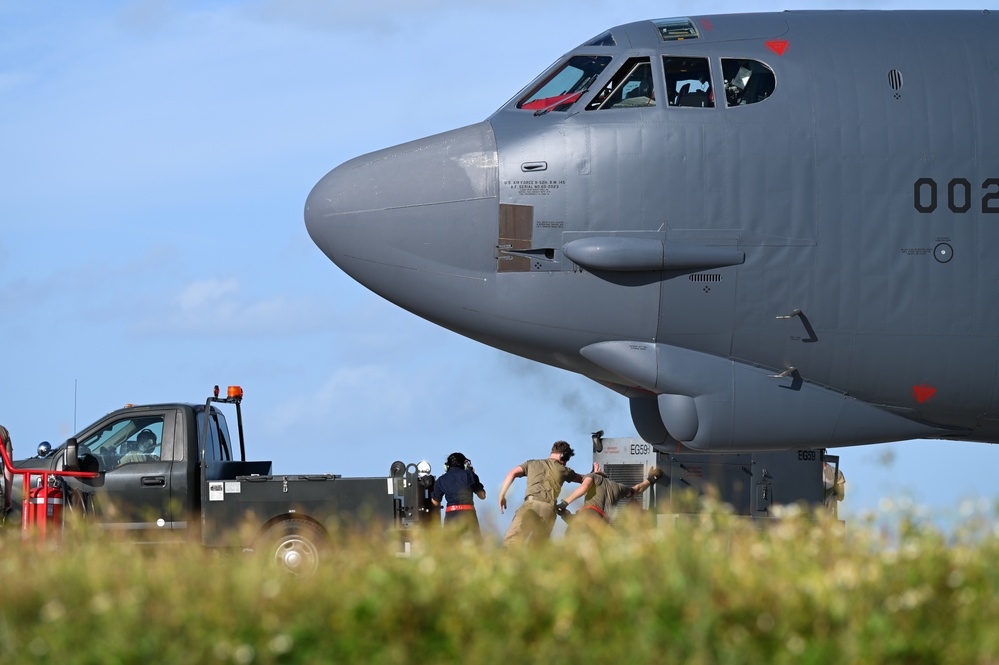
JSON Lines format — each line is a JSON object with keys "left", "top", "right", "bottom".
{"left": 137, "top": 429, "right": 157, "bottom": 451}
{"left": 445, "top": 452, "right": 470, "bottom": 471}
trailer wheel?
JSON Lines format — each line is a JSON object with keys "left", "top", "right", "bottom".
{"left": 261, "top": 519, "right": 327, "bottom": 576}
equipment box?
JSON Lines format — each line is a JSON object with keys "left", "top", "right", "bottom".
{"left": 593, "top": 435, "right": 838, "bottom": 518}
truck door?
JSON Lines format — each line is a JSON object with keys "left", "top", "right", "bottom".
{"left": 67, "top": 410, "right": 177, "bottom": 533}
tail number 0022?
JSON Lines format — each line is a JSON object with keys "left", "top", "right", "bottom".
{"left": 914, "top": 177, "right": 999, "bottom": 214}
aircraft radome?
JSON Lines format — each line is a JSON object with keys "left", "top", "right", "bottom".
{"left": 305, "top": 11, "right": 999, "bottom": 453}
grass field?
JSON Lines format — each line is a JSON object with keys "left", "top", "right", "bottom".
{"left": 1, "top": 502, "right": 997, "bottom": 664}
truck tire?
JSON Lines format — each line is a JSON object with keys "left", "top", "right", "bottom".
{"left": 261, "top": 519, "right": 327, "bottom": 576}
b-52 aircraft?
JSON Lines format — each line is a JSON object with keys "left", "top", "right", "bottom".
{"left": 306, "top": 11, "right": 999, "bottom": 452}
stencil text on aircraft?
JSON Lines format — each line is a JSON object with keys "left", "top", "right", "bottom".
{"left": 505, "top": 180, "right": 565, "bottom": 196}
{"left": 913, "top": 177, "right": 999, "bottom": 213}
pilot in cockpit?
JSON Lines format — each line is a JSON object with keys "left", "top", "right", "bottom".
{"left": 725, "top": 65, "right": 753, "bottom": 106}
{"left": 613, "top": 74, "right": 655, "bottom": 108}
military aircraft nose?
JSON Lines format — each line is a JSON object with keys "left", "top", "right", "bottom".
{"left": 305, "top": 122, "right": 499, "bottom": 311}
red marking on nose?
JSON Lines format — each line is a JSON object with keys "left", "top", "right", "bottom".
{"left": 699, "top": 18, "right": 715, "bottom": 31}
{"left": 913, "top": 385, "right": 937, "bottom": 404}
{"left": 766, "top": 40, "right": 789, "bottom": 56}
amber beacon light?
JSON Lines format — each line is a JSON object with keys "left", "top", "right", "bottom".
{"left": 227, "top": 386, "right": 244, "bottom": 399}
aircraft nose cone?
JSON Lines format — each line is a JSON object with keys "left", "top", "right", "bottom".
{"left": 305, "top": 122, "right": 499, "bottom": 303}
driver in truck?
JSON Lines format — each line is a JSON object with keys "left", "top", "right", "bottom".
{"left": 119, "top": 429, "right": 158, "bottom": 465}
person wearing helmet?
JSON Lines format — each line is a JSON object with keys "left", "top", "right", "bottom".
{"left": 430, "top": 452, "right": 486, "bottom": 536}
{"left": 558, "top": 463, "right": 662, "bottom": 535}
{"left": 498, "top": 440, "right": 584, "bottom": 546}
{"left": 120, "top": 429, "right": 157, "bottom": 465}
{"left": 0, "top": 425, "right": 12, "bottom": 515}
{"left": 137, "top": 429, "right": 156, "bottom": 454}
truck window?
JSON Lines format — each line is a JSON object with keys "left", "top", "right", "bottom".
{"left": 197, "top": 410, "right": 234, "bottom": 463}
{"left": 80, "top": 415, "right": 165, "bottom": 471}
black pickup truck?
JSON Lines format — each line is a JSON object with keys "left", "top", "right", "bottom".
{"left": 11, "top": 386, "right": 436, "bottom": 573}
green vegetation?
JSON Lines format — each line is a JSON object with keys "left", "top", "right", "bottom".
{"left": 1, "top": 504, "right": 998, "bottom": 664}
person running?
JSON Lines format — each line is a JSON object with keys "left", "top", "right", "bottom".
{"left": 498, "top": 440, "right": 583, "bottom": 545}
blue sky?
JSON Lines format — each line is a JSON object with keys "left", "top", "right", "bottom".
{"left": 2, "top": 0, "right": 996, "bottom": 536}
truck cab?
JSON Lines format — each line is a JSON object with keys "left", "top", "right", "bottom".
{"left": 14, "top": 400, "right": 269, "bottom": 539}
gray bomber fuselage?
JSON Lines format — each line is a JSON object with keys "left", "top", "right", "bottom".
{"left": 306, "top": 11, "right": 999, "bottom": 452}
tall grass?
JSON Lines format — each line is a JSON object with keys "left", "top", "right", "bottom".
{"left": 1, "top": 502, "right": 998, "bottom": 664}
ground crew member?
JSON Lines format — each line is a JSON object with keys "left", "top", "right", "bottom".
{"left": 558, "top": 463, "right": 662, "bottom": 534}
{"left": 499, "top": 440, "right": 583, "bottom": 545}
{"left": 431, "top": 452, "right": 486, "bottom": 536}
{"left": 0, "top": 425, "right": 13, "bottom": 517}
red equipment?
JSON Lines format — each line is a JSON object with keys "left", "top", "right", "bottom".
{"left": 0, "top": 438, "right": 97, "bottom": 541}
{"left": 29, "top": 482, "right": 64, "bottom": 526}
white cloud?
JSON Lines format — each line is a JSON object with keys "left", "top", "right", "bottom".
{"left": 128, "top": 275, "right": 331, "bottom": 337}
{"left": 262, "top": 364, "right": 418, "bottom": 436}
{"left": 177, "top": 277, "right": 240, "bottom": 311}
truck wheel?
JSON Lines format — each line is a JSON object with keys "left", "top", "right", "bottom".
{"left": 261, "top": 519, "right": 327, "bottom": 575}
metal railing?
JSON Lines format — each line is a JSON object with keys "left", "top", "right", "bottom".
{"left": 0, "top": 441, "right": 99, "bottom": 540}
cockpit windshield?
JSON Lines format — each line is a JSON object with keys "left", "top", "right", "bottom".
{"left": 587, "top": 30, "right": 616, "bottom": 47}
{"left": 518, "top": 55, "right": 613, "bottom": 114}
{"left": 587, "top": 58, "right": 656, "bottom": 110}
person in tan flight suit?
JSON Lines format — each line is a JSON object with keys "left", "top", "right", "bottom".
{"left": 498, "top": 440, "right": 583, "bottom": 546}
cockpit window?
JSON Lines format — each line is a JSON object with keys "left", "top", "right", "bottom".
{"left": 519, "top": 55, "right": 612, "bottom": 113}
{"left": 664, "top": 56, "right": 714, "bottom": 108}
{"left": 587, "top": 31, "right": 616, "bottom": 47}
{"left": 654, "top": 18, "right": 699, "bottom": 42}
{"left": 721, "top": 59, "right": 776, "bottom": 106}
{"left": 587, "top": 57, "right": 656, "bottom": 110}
